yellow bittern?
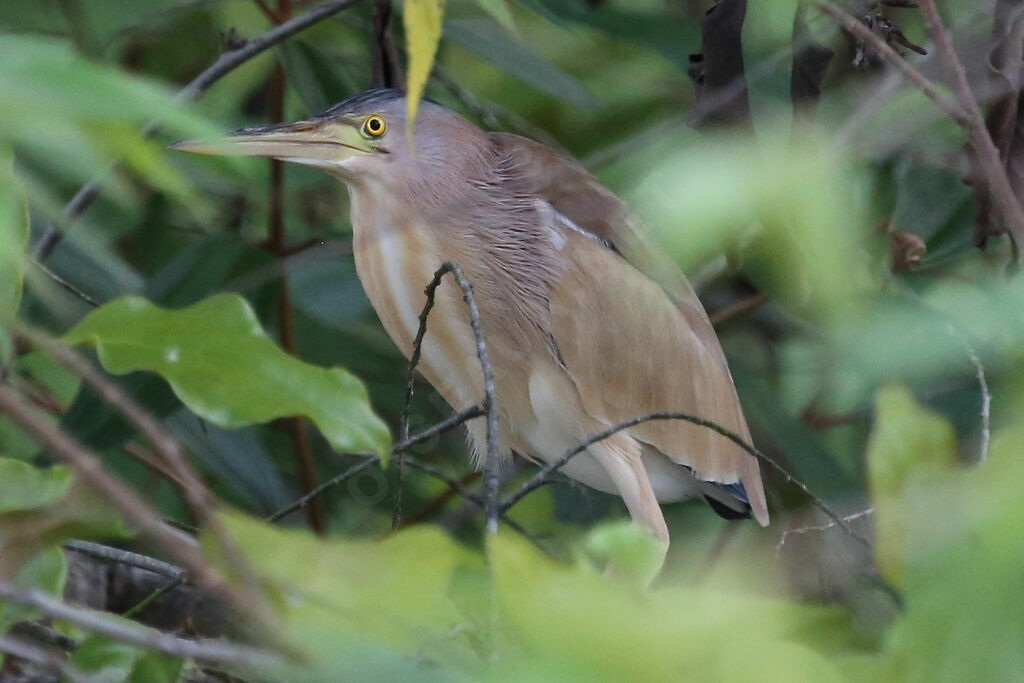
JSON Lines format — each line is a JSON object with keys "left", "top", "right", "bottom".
{"left": 174, "top": 89, "right": 769, "bottom": 554}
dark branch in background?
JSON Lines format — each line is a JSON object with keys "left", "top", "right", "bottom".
{"left": 0, "top": 634, "right": 90, "bottom": 683}
{"left": 500, "top": 410, "right": 872, "bottom": 550}
{"left": 0, "top": 583, "right": 281, "bottom": 670}
{"left": 393, "top": 263, "right": 500, "bottom": 534}
{"left": 918, "top": 0, "right": 1024, "bottom": 263}
{"left": 64, "top": 541, "right": 185, "bottom": 581}
{"left": 790, "top": 2, "right": 835, "bottom": 127}
{"left": 963, "top": 0, "right": 1024, "bottom": 252}
{"left": 815, "top": 1, "right": 1024, "bottom": 264}
{"left": 687, "top": 0, "right": 754, "bottom": 132}
{"left": 270, "top": 455, "right": 377, "bottom": 523}
{"left": 370, "top": 0, "right": 403, "bottom": 88}
{"left": 258, "top": 0, "right": 328, "bottom": 535}
{"left": 33, "top": 0, "right": 369, "bottom": 262}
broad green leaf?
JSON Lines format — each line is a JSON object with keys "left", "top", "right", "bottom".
{"left": 866, "top": 384, "right": 958, "bottom": 586}
{"left": 0, "top": 460, "right": 74, "bottom": 514}
{"left": 0, "top": 147, "right": 28, "bottom": 322}
{"left": 129, "top": 652, "right": 183, "bottom": 683}
{"left": 63, "top": 294, "right": 391, "bottom": 460}
{"left": 403, "top": 0, "right": 445, "bottom": 144}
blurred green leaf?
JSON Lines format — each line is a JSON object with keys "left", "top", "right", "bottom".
{"left": 63, "top": 294, "right": 391, "bottom": 460}
{"left": 0, "top": 460, "right": 73, "bottom": 514}
{"left": 0, "top": 147, "right": 29, "bottom": 322}
{"left": 0, "top": 466, "right": 128, "bottom": 580}
{"left": 443, "top": 18, "right": 597, "bottom": 107}
{"left": 69, "top": 635, "right": 141, "bottom": 683}
{"left": 866, "top": 384, "right": 958, "bottom": 586}
{"left": 880, "top": 428, "right": 1024, "bottom": 681}
{"left": 477, "top": 0, "right": 515, "bottom": 32}
{"left": 277, "top": 40, "right": 357, "bottom": 114}
{"left": 0, "top": 546, "right": 67, "bottom": 631}
{"left": 584, "top": 521, "right": 664, "bottom": 587}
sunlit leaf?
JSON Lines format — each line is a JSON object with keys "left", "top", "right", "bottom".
{"left": 63, "top": 294, "right": 391, "bottom": 460}
{"left": 403, "top": 0, "right": 445, "bottom": 145}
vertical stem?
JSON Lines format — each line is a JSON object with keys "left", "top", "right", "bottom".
{"left": 265, "top": 3, "right": 326, "bottom": 534}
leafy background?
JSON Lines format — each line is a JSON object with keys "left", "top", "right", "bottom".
{"left": 1, "top": 0, "right": 1023, "bottom": 681}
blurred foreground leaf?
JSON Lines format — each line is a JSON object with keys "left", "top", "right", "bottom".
{"left": 0, "top": 459, "right": 127, "bottom": 581}
{"left": 866, "top": 384, "right": 958, "bottom": 587}
{"left": 63, "top": 294, "right": 392, "bottom": 460}
{"left": 0, "top": 148, "right": 28, "bottom": 322}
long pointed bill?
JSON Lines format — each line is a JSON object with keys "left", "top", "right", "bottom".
{"left": 170, "top": 119, "right": 371, "bottom": 166}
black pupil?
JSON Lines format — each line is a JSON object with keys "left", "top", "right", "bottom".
{"left": 368, "top": 118, "right": 381, "bottom": 132}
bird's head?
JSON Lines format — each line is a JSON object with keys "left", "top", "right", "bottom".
{"left": 172, "top": 89, "right": 492, "bottom": 195}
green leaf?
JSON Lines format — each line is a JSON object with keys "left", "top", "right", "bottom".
{"left": 477, "top": 0, "right": 516, "bottom": 32}
{"left": 0, "top": 470, "right": 129, "bottom": 580}
{"left": 203, "top": 511, "right": 473, "bottom": 678}
{"left": 0, "top": 147, "right": 28, "bottom": 322}
{"left": 129, "top": 652, "right": 183, "bottom": 683}
{"left": 403, "top": 0, "right": 445, "bottom": 144}
{"left": 442, "top": 18, "right": 598, "bottom": 107}
{"left": 63, "top": 294, "right": 391, "bottom": 460}
{"left": 277, "top": 40, "right": 357, "bottom": 114}
{"left": 866, "top": 384, "right": 959, "bottom": 586}
{"left": 0, "top": 460, "right": 74, "bottom": 514}
{"left": 584, "top": 521, "right": 664, "bottom": 587}
{"left": 69, "top": 635, "right": 141, "bottom": 682}
{"left": 0, "top": 546, "right": 67, "bottom": 631}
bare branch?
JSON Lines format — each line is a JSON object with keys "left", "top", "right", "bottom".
{"left": 500, "top": 410, "right": 872, "bottom": 550}
{"left": 64, "top": 541, "right": 186, "bottom": 581}
{"left": 393, "top": 263, "right": 501, "bottom": 534}
{"left": 30, "top": 260, "right": 100, "bottom": 308}
{"left": 0, "top": 583, "right": 281, "bottom": 670}
{"left": 918, "top": 0, "right": 1024, "bottom": 256}
{"left": 268, "top": 455, "right": 377, "bottom": 523}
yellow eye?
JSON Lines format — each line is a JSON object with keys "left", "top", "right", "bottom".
{"left": 363, "top": 115, "right": 386, "bottom": 137}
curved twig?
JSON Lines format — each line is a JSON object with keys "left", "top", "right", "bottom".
{"left": 500, "top": 410, "right": 872, "bottom": 550}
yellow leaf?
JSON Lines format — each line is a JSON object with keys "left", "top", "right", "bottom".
{"left": 403, "top": 0, "right": 445, "bottom": 148}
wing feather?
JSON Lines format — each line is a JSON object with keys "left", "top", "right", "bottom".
{"left": 493, "top": 132, "right": 768, "bottom": 525}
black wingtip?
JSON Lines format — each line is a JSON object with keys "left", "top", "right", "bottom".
{"left": 704, "top": 494, "right": 752, "bottom": 521}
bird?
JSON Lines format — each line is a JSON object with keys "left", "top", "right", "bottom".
{"left": 173, "top": 88, "right": 769, "bottom": 559}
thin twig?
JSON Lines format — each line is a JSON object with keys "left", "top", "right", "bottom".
{"left": 271, "top": 406, "right": 485, "bottom": 523}
{"left": 500, "top": 410, "right": 872, "bottom": 549}
{"left": 268, "top": 455, "right": 377, "bottom": 522}
{"left": 393, "top": 263, "right": 501, "bottom": 534}
{"left": 775, "top": 508, "right": 874, "bottom": 556}
{"left": 0, "top": 634, "right": 91, "bottom": 683}
{"left": 30, "top": 260, "right": 100, "bottom": 307}
{"left": 0, "top": 583, "right": 281, "bottom": 670}
{"left": 122, "top": 576, "right": 187, "bottom": 619}
{"left": 917, "top": 0, "right": 1024, "bottom": 254}
{"left": 33, "top": 0, "right": 369, "bottom": 261}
